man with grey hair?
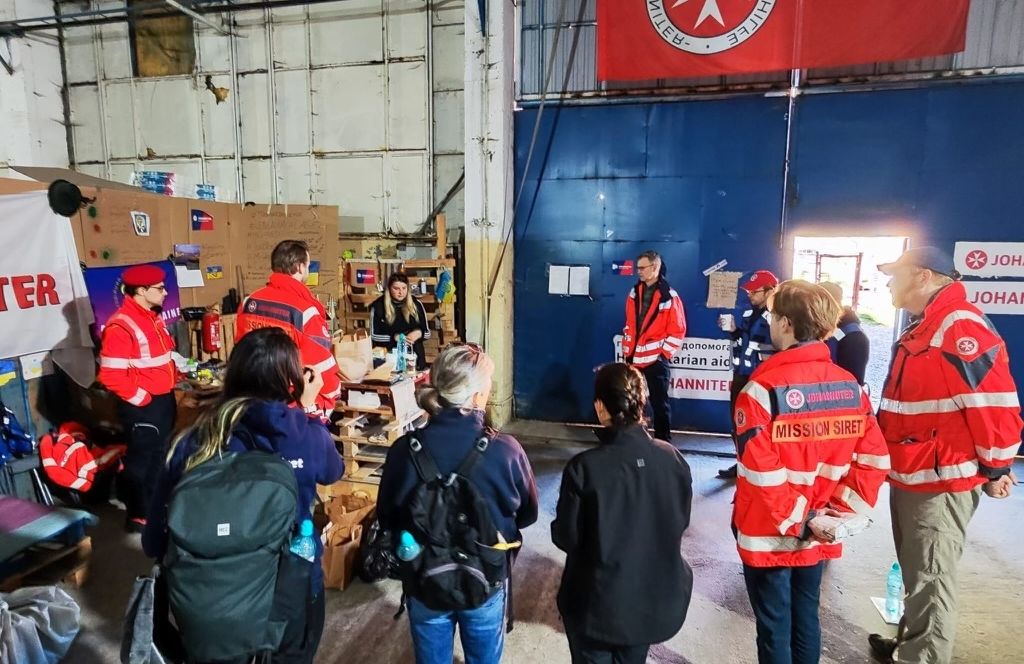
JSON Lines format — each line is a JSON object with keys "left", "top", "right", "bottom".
{"left": 621, "top": 250, "right": 687, "bottom": 442}
{"left": 869, "top": 247, "right": 1021, "bottom": 664}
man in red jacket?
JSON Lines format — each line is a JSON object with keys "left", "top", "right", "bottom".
{"left": 621, "top": 250, "right": 687, "bottom": 442}
{"left": 97, "top": 264, "right": 178, "bottom": 533}
{"left": 869, "top": 247, "right": 1021, "bottom": 664}
{"left": 733, "top": 280, "right": 889, "bottom": 663}
{"left": 235, "top": 240, "right": 341, "bottom": 415}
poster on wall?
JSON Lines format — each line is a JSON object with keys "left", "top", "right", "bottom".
{"left": 954, "top": 242, "right": 1024, "bottom": 278}
{"left": 961, "top": 282, "right": 1024, "bottom": 315}
{"left": 614, "top": 336, "right": 732, "bottom": 401}
{"left": 84, "top": 260, "right": 182, "bottom": 332}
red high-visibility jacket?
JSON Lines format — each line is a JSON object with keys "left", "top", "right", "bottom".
{"left": 879, "top": 282, "right": 1022, "bottom": 493}
{"left": 622, "top": 279, "right": 687, "bottom": 368}
{"left": 732, "top": 342, "right": 890, "bottom": 568}
{"left": 39, "top": 423, "right": 126, "bottom": 492}
{"left": 98, "top": 297, "right": 177, "bottom": 406}
{"left": 235, "top": 273, "right": 341, "bottom": 411}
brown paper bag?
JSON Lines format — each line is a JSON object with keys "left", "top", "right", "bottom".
{"left": 322, "top": 523, "right": 363, "bottom": 590}
{"left": 334, "top": 329, "right": 373, "bottom": 383}
{"left": 324, "top": 493, "right": 376, "bottom": 532}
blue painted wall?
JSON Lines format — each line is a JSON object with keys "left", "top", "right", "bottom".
{"left": 513, "top": 80, "right": 1024, "bottom": 432}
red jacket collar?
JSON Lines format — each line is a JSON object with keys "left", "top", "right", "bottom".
{"left": 751, "top": 341, "right": 830, "bottom": 379}
{"left": 921, "top": 282, "right": 967, "bottom": 322}
{"left": 124, "top": 295, "right": 160, "bottom": 321}
{"left": 268, "top": 272, "right": 324, "bottom": 314}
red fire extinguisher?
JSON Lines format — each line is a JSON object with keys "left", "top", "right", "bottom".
{"left": 202, "top": 309, "right": 222, "bottom": 354}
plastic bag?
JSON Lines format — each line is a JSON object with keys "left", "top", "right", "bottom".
{"left": 0, "top": 586, "right": 81, "bottom": 664}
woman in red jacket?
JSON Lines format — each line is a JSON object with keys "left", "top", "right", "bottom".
{"left": 732, "top": 280, "right": 890, "bottom": 664}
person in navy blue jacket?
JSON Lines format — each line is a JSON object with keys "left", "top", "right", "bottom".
{"left": 377, "top": 343, "right": 539, "bottom": 664}
{"left": 820, "top": 282, "right": 870, "bottom": 386}
{"left": 719, "top": 269, "right": 779, "bottom": 479}
{"left": 143, "top": 327, "right": 344, "bottom": 664}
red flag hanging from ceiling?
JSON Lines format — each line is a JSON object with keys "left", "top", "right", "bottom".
{"left": 597, "top": 0, "right": 971, "bottom": 82}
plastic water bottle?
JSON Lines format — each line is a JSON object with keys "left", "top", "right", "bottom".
{"left": 395, "top": 333, "right": 407, "bottom": 373}
{"left": 886, "top": 561, "right": 903, "bottom": 620}
{"left": 396, "top": 530, "right": 423, "bottom": 562}
{"left": 289, "top": 519, "right": 317, "bottom": 563}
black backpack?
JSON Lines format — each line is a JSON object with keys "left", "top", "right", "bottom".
{"left": 402, "top": 435, "right": 508, "bottom": 612}
{"left": 163, "top": 447, "right": 298, "bottom": 663}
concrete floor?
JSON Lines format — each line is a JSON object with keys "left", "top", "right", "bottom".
{"left": 60, "top": 424, "right": 1024, "bottom": 664}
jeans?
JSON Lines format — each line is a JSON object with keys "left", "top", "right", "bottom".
{"left": 743, "top": 562, "right": 824, "bottom": 664}
{"left": 407, "top": 587, "right": 506, "bottom": 664}
{"left": 641, "top": 358, "right": 671, "bottom": 441}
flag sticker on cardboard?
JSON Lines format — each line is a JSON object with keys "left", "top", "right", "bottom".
{"left": 191, "top": 209, "right": 214, "bottom": 231}
{"left": 206, "top": 265, "right": 224, "bottom": 280}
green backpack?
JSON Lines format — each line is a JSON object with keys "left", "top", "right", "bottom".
{"left": 163, "top": 449, "right": 298, "bottom": 663}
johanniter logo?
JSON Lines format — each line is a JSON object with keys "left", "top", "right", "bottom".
{"left": 647, "top": 0, "right": 778, "bottom": 55}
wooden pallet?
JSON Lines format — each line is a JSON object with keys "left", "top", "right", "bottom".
{"left": 0, "top": 537, "right": 92, "bottom": 592}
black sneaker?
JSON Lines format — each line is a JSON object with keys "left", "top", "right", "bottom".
{"left": 868, "top": 634, "right": 896, "bottom": 663}
{"left": 125, "top": 517, "right": 147, "bottom": 535}
{"left": 717, "top": 464, "right": 738, "bottom": 479}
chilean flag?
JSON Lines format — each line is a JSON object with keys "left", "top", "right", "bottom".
{"left": 598, "top": 0, "right": 971, "bottom": 81}
{"left": 190, "top": 209, "right": 214, "bottom": 231}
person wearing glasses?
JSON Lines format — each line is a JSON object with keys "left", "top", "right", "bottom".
{"left": 718, "top": 269, "right": 779, "bottom": 479}
{"left": 621, "top": 250, "right": 687, "bottom": 442}
{"left": 98, "top": 263, "right": 179, "bottom": 533}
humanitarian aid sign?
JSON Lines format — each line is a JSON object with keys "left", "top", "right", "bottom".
{"left": 613, "top": 336, "right": 732, "bottom": 401}
{"left": 954, "top": 242, "right": 1024, "bottom": 278}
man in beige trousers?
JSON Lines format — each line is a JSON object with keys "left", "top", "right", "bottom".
{"left": 870, "top": 247, "right": 1021, "bottom": 663}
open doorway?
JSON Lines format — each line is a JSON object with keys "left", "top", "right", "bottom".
{"left": 792, "top": 236, "right": 909, "bottom": 407}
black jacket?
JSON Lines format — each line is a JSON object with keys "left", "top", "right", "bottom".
{"left": 552, "top": 424, "right": 693, "bottom": 646}
{"left": 377, "top": 408, "right": 539, "bottom": 543}
{"left": 826, "top": 308, "right": 870, "bottom": 385}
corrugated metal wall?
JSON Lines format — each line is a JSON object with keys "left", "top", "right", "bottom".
{"left": 513, "top": 79, "right": 1024, "bottom": 432}
{"left": 519, "top": 0, "right": 1024, "bottom": 97}
{"left": 62, "top": 0, "right": 466, "bottom": 232}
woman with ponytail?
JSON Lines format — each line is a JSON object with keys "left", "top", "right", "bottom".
{"left": 370, "top": 272, "right": 431, "bottom": 370}
{"left": 143, "top": 327, "right": 343, "bottom": 663}
{"left": 552, "top": 362, "right": 694, "bottom": 664}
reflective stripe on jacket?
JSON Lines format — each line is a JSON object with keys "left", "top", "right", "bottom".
{"left": 622, "top": 278, "right": 687, "bottom": 368}
{"left": 98, "top": 297, "right": 176, "bottom": 406}
{"left": 732, "top": 342, "right": 890, "bottom": 568}
{"left": 879, "top": 282, "right": 1022, "bottom": 493}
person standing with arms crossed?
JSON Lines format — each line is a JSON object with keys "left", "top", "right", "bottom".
{"left": 621, "top": 250, "right": 687, "bottom": 443}
{"left": 868, "top": 247, "right": 1021, "bottom": 664}
{"left": 98, "top": 264, "right": 178, "bottom": 533}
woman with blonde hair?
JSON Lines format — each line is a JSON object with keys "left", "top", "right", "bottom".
{"left": 143, "top": 327, "right": 344, "bottom": 664}
{"left": 370, "top": 272, "right": 431, "bottom": 369}
{"left": 377, "top": 343, "right": 539, "bottom": 664}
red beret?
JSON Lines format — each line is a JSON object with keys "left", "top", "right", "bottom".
{"left": 121, "top": 264, "right": 166, "bottom": 288}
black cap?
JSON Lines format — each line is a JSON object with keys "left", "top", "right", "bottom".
{"left": 47, "top": 179, "right": 84, "bottom": 217}
{"left": 878, "top": 246, "right": 960, "bottom": 280}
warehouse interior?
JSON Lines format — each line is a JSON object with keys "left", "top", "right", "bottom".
{"left": 1, "top": 1, "right": 1023, "bottom": 663}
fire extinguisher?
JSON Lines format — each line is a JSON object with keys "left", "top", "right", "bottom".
{"left": 202, "top": 309, "right": 222, "bottom": 354}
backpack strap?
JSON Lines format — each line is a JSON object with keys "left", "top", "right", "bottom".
{"left": 456, "top": 436, "right": 490, "bottom": 480}
{"left": 408, "top": 437, "right": 443, "bottom": 483}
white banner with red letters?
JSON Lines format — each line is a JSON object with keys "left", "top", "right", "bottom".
{"left": 0, "top": 192, "right": 95, "bottom": 380}
{"left": 962, "top": 281, "right": 1024, "bottom": 315}
{"left": 954, "top": 242, "right": 1024, "bottom": 279}
{"left": 614, "top": 336, "right": 732, "bottom": 401}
